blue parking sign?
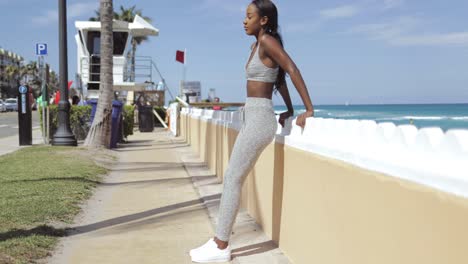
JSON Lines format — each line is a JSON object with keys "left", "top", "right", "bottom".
{"left": 19, "top": 86, "right": 28, "bottom": 94}
{"left": 36, "top": 43, "right": 47, "bottom": 56}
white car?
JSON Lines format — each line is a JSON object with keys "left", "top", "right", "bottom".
{"left": 0, "top": 99, "right": 6, "bottom": 112}
{"left": 4, "top": 98, "right": 18, "bottom": 112}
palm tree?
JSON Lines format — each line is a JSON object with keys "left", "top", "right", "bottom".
{"left": 90, "top": 5, "right": 151, "bottom": 82}
{"left": 88, "top": 10, "right": 102, "bottom": 21}
{"left": 23, "top": 61, "right": 42, "bottom": 97}
{"left": 5, "top": 65, "right": 21, "bottom": 97}
{"left": 48, "top": 68, "right": 60, "bottom": 92}
{"left": 84, "top": 0, "right": 114, "bottom": 148}
{"left": 115, "top": 5, "right": 151, "bottom": 82}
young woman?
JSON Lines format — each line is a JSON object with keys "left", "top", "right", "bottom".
{"left": 190, "top": 0, "right": 314, "bottom": 262}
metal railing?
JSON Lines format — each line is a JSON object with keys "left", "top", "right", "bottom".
{"left": 80, "top": 55, "right": 153, "bottom": 84}
{"left": 79, "top": 54, "right": 175, "bottom": 100}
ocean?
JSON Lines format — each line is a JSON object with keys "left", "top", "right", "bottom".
{"left": 273, "top": 104, "right": 468, "bottom": 131}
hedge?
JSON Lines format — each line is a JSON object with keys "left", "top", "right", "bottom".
{"left": 39, "top": 105, "right": 91, "bottom": 140}
{"left": 39, "top": 104, "right": 135, "bottom": 141}
{"left": 123, "top": 105, "right": 135, "bottom": 138}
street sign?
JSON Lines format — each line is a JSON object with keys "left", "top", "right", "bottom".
{"left": 18, "top": 86, "right": 28, "bottom": 114}
{"left": 19, "top": 85, "right": 27, "bottom": 94}
{"left": 36, "top": 43, "right": 47, "bottom": 56}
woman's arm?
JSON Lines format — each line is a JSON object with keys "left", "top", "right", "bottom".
{"left": 277, "top": 81, "right": 294, "bottom": 113}
{"left": 261, "top": 35, "right": 314, "bottom": 128}
{"left": 276, "top": 81, "right": 294, "bottom": 127}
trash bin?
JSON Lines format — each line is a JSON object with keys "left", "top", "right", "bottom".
{"left": 87, "top": 100, "right": 124, "bottom": 148}
{"left": 110, "top": 100, "right": 123, "bottom": 148}
{"left": 138, "top": 105, "right": 154, "bottom": 132}
{"left": 87, "top": 99, "right": 98, "bottom": 124}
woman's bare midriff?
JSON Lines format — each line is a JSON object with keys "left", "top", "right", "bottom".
{"left": 246, "top": 80, "right": 274, "bottom": 99}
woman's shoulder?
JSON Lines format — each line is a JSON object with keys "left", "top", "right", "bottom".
{"left": 259, "top": 34, "right": 278, "bottom": 46}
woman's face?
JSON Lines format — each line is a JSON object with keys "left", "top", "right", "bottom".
{"left": 243, "top": 4, "right": 263, "bottom": 36}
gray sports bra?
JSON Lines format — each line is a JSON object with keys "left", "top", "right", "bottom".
{"left": 246, "top": 43, "right": 279, "bottom": 83}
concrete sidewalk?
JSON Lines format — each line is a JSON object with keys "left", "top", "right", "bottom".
{"left": 0, "top": 128, "right": 43, "bottom": 156}
{"left": 47, "top": 129, "right": 290, "bottom": 264}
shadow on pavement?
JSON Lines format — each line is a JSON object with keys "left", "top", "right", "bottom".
{"left": 65, "top": 193, "right": 222, "bottom": 236}
{"left": 231, "top": 240, "right": 278, "bottom": 259}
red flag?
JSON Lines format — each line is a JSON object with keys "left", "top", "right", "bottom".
{"left": 176, "top": 50, "right": 185, "bottom": 64}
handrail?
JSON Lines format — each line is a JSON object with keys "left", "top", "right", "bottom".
{"left": 79, "top": 55, "right": 178, "bottom": 101}
{"left": 80, "top": 55, "right": 153, "bottom": 82}
{"left": 189, "top": 102, "right": 245, "bottom": 108}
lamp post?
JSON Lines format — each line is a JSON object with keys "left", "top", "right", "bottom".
{"left": 52, "top": 0, "right": 77, "bottom": 146}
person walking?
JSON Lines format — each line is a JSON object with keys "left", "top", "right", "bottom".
{"left": 190, "top": 0, "right": 314, "bottom": 262}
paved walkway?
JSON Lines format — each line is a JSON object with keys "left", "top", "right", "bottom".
{"left": 47, "top": 129, "right": 290, "bottom": 264}
{"left": 0, "top": 128, "right": 43, "bottom": 156}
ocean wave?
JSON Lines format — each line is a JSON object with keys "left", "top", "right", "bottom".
{"left": 327, "top": 112, "right": 361, "bottom": 117}
{"left": 275, "top": 109, "right": 323, "bottom": 115}
{"left": 376, "top": 116, "right": 468, "bottom": 121}
{"left": 452, "top": 117, "right": 468, "bottom": 120}
{"left": 402, "top": 116, "right": 445, "bottom": 120}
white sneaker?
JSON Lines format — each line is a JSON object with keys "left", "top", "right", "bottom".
{"left": 190, "top": 238, "right": 231, "bottom": 263}
{"left": 190, "top": 238, "right": 214, "bottom": 257}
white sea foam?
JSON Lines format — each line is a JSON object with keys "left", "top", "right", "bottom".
{"left": 403, "top": 116, "right": 446, "bottom": 120}
{"left": 452, "top": 117, "right": 468, "bottom": 120}
{"left": 377, "top": 116, "right": 468, "bottom": 121}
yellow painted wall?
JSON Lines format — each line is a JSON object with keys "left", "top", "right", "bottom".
{"left": 184, "top": 114, "right": 468, "bottom": 264}
{"left": 278, "top": 146, "right": 468, "bottom": 264}
{"left": 206, "top": 121, "right": 217, "bottom": 176}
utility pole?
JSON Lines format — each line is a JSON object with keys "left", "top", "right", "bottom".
{"left": 52, "top": 0, "right": 77, "bottom": 146}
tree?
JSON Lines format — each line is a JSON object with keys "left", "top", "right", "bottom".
{"left": 84, "top": 0, "right": 114, "bottom": 148}
{"left": 90, "top": 5, "right": 151, "bottom": 82}
{"left": 115, "top": 5, "right": 151, "bottom": 82}
{"left": 5, "top": 65, "right": 21, "bottom": 97}
{"left": 5, "top": 62, "right": 45, "bottom": 98}
{"left": 48, "top": 68, "right": 60, "bottom": 92}
{"left": 23, "top": 61, "right": 42, "bottom": 97}
{"left": 88, "top": 10, "right": 102, "bottom": 21}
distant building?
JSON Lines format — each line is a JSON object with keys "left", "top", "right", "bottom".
{"left": 180, "top": 81, "right": 202, "bottom": 103}
{"left": 0, "top": 48, "right": 24, "bottom": 98}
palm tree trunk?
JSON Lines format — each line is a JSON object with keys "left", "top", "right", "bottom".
{"left": 131, "top": 38, "right": 137, "bottom": 82}
{"left": 84, "top": 0, "right": 114, "bottom": 148}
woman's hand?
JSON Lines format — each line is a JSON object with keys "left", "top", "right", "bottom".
{"left": 295, "top": 110, "right": 314, "bottom": 129}
{"left": 278, "top": 111, "right": 294, "bottom": 127}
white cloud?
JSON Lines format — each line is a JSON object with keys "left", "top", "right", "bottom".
{"left": 32, "top": 10, "right": 57, "bottom": 25}
{"left": 68, "top": 3, "right": 98, "bottom": 19}
{"left": 31, "top": 2, "right": 98, "bottom": 26}
{"left": 383, "top": 0, "right": 405, "bottom": 9}
{"left": 283, "top": 4, "right": 359, "bottom": 34}
{"left": 348, "top": 17, "right": 421, "bottom": 39}
{"left": 283, "top": 20, "right": 323, "bottom": 34}
{"left": 319, "top": 5, "right": 360, "bottom": 19}
{"left": 199, "top": 0, "right": 245, "bottom": 14}
{"left": 394, "top": 32, "right": 468, "bottom": 46}
{"left": 348, "top": 17, "right": 468, "bottom": 47}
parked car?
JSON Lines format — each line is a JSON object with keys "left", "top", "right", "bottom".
{"left": 0, "top": 99, "right": 6, "bottom": 112}
{"left": 4, "top": 98, "right": 18, "bottom": 112}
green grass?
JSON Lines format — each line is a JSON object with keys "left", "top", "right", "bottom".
{"left": 0, "top": 146, "right": 108, "bottom": 264}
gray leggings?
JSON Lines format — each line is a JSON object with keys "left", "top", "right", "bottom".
{"left": 215, "top": 97, "right": 277, "bottom": 241}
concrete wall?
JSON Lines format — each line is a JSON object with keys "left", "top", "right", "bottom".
{"left": 180, "top": 107, "right": 468, "bottom": 264}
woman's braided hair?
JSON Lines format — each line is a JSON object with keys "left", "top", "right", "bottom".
{"left": 251, "top": 0, "right": 286, "bottom": 90}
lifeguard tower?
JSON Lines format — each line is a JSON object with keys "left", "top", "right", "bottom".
{"left": 75, "top": 15, "right": 167, "bottom": 105}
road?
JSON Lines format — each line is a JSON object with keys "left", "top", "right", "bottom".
{"left": 0, "top": 111, "right": 40, "bottom": 139}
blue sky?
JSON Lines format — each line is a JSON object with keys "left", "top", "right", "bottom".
{"left": 1, "top": 0, "right": 467, "bottom": 105}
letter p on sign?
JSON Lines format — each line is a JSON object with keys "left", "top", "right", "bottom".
{"left": 36, "top": 43, "right": 47, "bottom": 56}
